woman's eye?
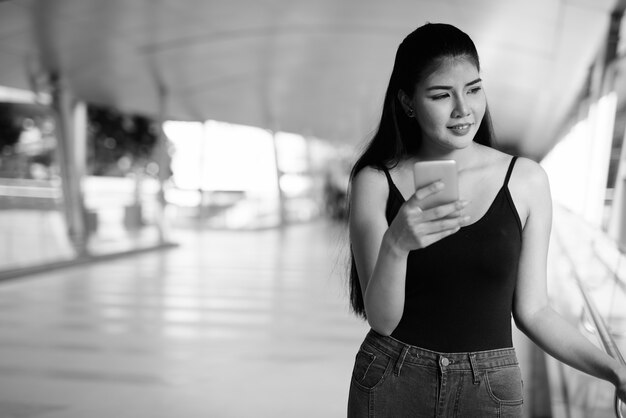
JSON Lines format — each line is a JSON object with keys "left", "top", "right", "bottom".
{"left": 430, "top": 94, "right": 448, "bottom": 100}
{"left": 468, "top": 86, "right": 482, "bottom": 94}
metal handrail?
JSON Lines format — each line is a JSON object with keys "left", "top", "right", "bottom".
{"left": 556, "top": 231, "right": 625, "bottom": 418}
{"left": 578, "top": 286, "right": 625, "bottom": 418}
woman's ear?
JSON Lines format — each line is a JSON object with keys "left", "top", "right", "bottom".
{"left": 397, "top": 90, "right": 414, "bottom": 117}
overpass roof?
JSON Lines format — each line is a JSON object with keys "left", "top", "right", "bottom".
{"left": 0, "top": 0, "right": 617, "bottom": 157}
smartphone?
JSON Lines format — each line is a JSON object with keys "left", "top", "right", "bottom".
{"left": 413, "top": 160, "right": 459, "bottom": 210}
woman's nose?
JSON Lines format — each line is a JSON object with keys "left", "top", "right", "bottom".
{"left": 452, "top": 97, "right": 470, "bottom": 118}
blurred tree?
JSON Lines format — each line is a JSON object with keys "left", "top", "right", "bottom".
{"left": 87, "top": 105, "right": 160, "bottom": 176}
{"left": 0, "top": 103, "right": 24, "bottom": 151}
{"left": 0, "top": 102, "right": 56, "bottom": 179}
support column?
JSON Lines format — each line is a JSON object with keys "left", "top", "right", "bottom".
{"left": 49, "top": 72, "right": 88, "bottom": 255}
{"left": 271, "top": 132, "right": 287, "bottom": 226}
{"left": 198, "top": 121, "right": 209, "bottom": 222}
{"left": 154, "top": 85, "right": 170, "bottom": 244}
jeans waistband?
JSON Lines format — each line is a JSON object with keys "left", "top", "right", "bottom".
{"left": 363, "top": 329, "right": 518, "bottom": 371}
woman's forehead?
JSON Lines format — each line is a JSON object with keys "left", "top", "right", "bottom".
{"left": 420, "top": 56, "right": 480, "bottom": 85}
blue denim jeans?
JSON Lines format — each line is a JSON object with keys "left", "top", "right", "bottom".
{"left": 347, "top": 330, "right": 523, "bottom": 417}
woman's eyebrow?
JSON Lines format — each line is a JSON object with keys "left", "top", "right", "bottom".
{"left": 426, "top": 78, "right": 482, "bottom": 91}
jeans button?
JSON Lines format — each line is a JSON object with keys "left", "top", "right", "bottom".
{"left": 440, "top": 356, "right": 450, "bottom": 367}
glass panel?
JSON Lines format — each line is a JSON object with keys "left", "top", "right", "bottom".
{"left": 549, "top": 207, "right": 626, "bottom": 417}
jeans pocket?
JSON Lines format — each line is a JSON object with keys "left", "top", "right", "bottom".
{"left": 484, "top": 365, "right": 524, "bottom": 406}
{"left": 350, "top": 346, "right": 391, "bottom": 391}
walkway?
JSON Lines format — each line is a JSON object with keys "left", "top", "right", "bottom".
{"left": 0, "top": 215, "right": 623, "bottom": 417}
{"left": 0, "top": 220, "right": 367, "bottom": 418}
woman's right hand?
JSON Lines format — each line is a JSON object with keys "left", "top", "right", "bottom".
{"left": 386, "top": 180, "right": 470, "bottom": 252}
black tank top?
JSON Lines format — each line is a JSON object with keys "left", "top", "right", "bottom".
{"left": 381, "top": 157, "right": 522, "bottom": 352}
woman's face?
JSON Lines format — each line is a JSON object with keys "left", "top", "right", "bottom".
{"left": 409, "top": 57, "right": 486, "bottom": 151}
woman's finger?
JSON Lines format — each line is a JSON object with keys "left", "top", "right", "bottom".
{"left": 418, "top": 216, "right": 471, "bottom": 235}
{"left": 409, "top": 180, "right": 444, "bottom": 203}
{"left": 420, "top": 226, "right": 461, "bottom": 247}
{"left": 446, "top": 208, "right": 466, "bottom": 219}
{"left": 420, "top": 200, "right": 469, "bottom": 221}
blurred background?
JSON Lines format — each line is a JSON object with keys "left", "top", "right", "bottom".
{"left": 0, "top": 0, "right": 626, "bottom": 417}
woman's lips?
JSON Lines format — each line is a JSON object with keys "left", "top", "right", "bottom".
{"left": 447, "top": 123, "right": 473, "bottom": 135}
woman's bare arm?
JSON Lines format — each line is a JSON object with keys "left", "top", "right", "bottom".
{"left": 349, "top": 168, "right": 407, "bottom": 334}
{"left": 511, "top": 158, "right": 626, "bottom": 400}
{"left": 349, "top": 166, "right": 469, "bottom": 335}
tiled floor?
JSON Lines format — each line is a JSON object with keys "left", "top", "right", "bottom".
{"left": 0, "top": 210, "right": 74, "bottom": 270}
{"left": 0, "top": 220, "right": 369, "bottom": 418}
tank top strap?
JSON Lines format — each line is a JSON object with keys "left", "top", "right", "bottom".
{"left": 380, "top": 166, "right": 405, "bottom": 201}
{"left": 381, "top": 166, "right": 393, "bottom": 185}
{"left": 503, "top": 156, "right": 518, "bottom": 187}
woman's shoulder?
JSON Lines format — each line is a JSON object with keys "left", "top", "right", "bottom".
{"left": 350, "top": 165, "right": 393, "bottom": 220}
{"left": 510, "top": 155, "right": 548, "bottom": 188}
{"left": 503, "top": 154, "right": 551, "bottom": 225}
{"left": 351, "top": 165, "right": 390, "bottom": 196}
{"left": 481, "top": 148, "right": 548, "bottom": 192}
{"left": 479, "top": 146, "right": 547, "bottom": 184}
{"left": 353, "top": 164, "right": 386, "bottom": 182}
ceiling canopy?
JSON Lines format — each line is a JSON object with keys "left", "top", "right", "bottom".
{"left": 0, "top": 0, "right": 618, "bottom": 158}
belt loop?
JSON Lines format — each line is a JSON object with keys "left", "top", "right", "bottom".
{"left": 469, "top": 353, "right": 480, "bottom": 384}
{"left": 394, "top": 345, "right": 410, "bottom": 376}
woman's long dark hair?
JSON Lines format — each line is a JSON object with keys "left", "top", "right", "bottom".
{"left": 348, "top": 23, "right": 496, "bottom": 319}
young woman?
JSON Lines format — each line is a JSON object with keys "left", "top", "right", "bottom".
{"left": 347, "top": 23, "right": 626, "bottom": 417}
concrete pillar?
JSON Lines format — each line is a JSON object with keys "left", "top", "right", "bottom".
{"left": 198, "top": 121, "right": 209, "bottom": 221}
{"left": 49, "top": 73, "right": 88, "bottom": 254}
{"left": 271, "top": 132, "right": 287, "bottom": 226}
{"left": 154, "top": 86, "right": 170, "bottom": 244}
{"left": 30, "top": 2, "right": 89, "bottom": 254}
